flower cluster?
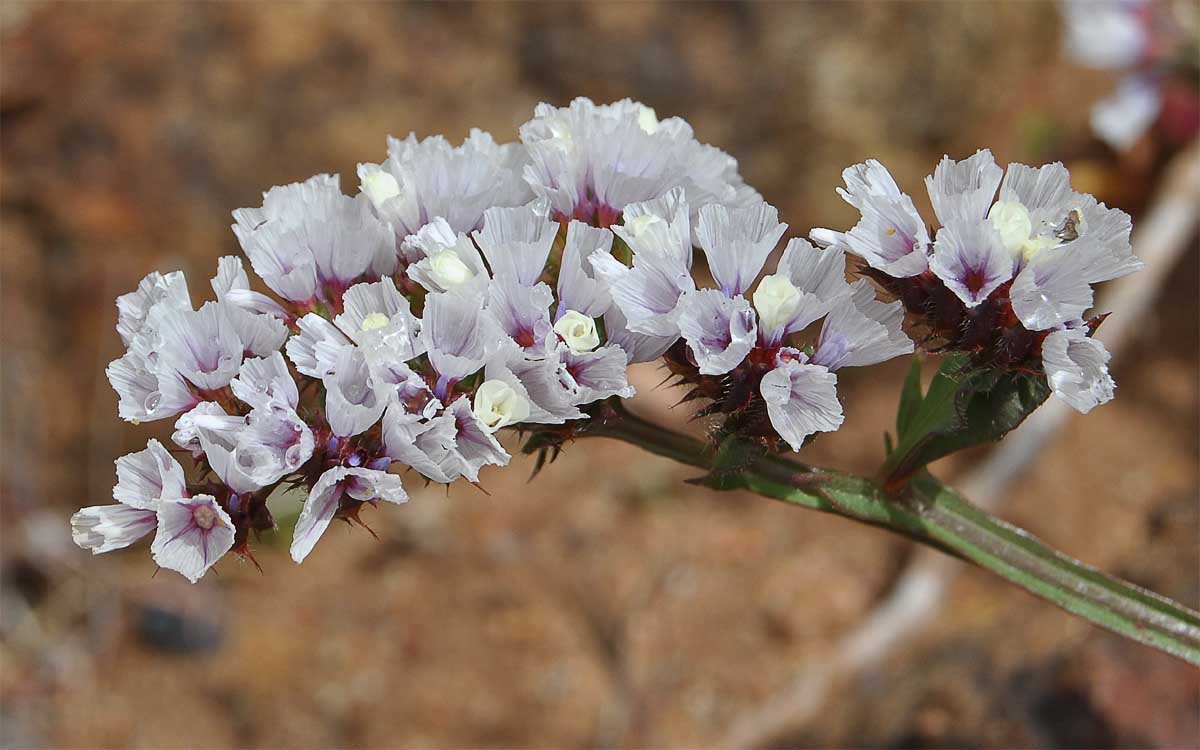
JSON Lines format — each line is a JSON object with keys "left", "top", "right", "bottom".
{"left": 811, "top": 149, "right": 1140, "bottom": 414}
{"left": 72, "top": 98, "right": 1136, "bottom": 583}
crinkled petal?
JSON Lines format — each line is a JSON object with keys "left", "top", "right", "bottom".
{"left": 760, "top": 360, "right": 844, "bottom": 452}
{"left": 231, "top": 352, "right": 299, "bottom": 410}
{"left": 421, "top": 291, "right": 505, "bottom": 381}
{"left": 71, "top": 505, "right": 158, "bottom": 555}
{"left": 286, "top": 313, "right": 353, "bottom": 378}
{"left": 924, "top": 149, "right": 1003, "bottom": 224}
{"left": 1041, "top": 327, "right": 1115, "bottom": 413}
{"left": 324, "top": 347, "right": 389, "bottom": 438}
{"left": 1010, "top": 249, "right": 1096, "bottom": 331}
{"left": 695, "top": 201, "right": 787, "bottom": 296}
{"left": 473, "top": 201, "right": 559, "bottom": 286}
{"left": 113, "top": 438, "right": 188, "bottom": 509}
{"left": 999, "top": 162, "right": 1075, "bottom": 228}
{"left": 812, "top": 282, "right": 913, "bottom": 370}
{"left": 557, "top": 221, "right": 614, "bottom": 319}
{"left": 602, "top": 306, "right": 677, "bottom": 364}
{"left": 116, "top": 270, "right": 191, "bottom": 346}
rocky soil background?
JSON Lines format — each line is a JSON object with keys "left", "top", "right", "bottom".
{"left": 2, "top": 3, "right": 1196, "bottom": 747}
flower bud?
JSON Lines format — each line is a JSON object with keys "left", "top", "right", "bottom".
{"left": 637, "top": 105, "right": 660, "bottom": 134}
{"left": 752, "top": 274, "right": 802, "bottom": 333}
{"left": 988, "top": 200, "right": 1060, "bottom": 260}
{"left": 360, "top": 170, "right": 402, "bottom": 208}
{"left": 553, "top": 310, "right": 600, "bottom": 352}
{"left": 360, "top": 312, "right": 390, "bottom": 332}
{"left": 428, "top": 251, "right": 474, "bottom": 289}
{"left": 472, "top": 380, "right": 531, "bottom": 433}
{"left": 625, "top": 213, "right": 666, "bottom": 238}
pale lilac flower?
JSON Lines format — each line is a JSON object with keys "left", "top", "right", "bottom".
{"left": 151, "top": 301, "right": 285, "bottom": 392}
{"left": 116, "top": 270, "right": 190, "bottom": 346}
{"left": 71, "top": 439, "right": 186, "bottom": 554}
{"left": 286, "top": 313, "right": 352, "bottom": 379}
{"left": 420, "top": 291, "right": 504, "bottom": 385}
{"left": 928, "top": 217, "right": 1014, "bottom": 308}
{"left": 811, "top": 160, "right": 931, "bottom": 278}
{"left": 211, "top": 256, "right": 289, "bottom": 319}
{"left": 760, "top": 353, "right": 845, "bottom": 452}
{"left": 230, "top": 352, "right": 299, "bottom": 411}
{"left": 1041, "top": 324, "right": 1116, "bottom": 413}
{"left": 401, "top": 218, "right": 489, "bottom": 295}
{"left": 333, "top": 277, "right": 423, "bottom": 357}
{"left": 520, "top": 97, "right": 758, "bottom": 223}
{"left": 676, "top": 289, "right": 758, "bottom": 376}
{"left": 754, "top": 240, "right": 847, "bottom": 347}
{"left": 811, "top": 283, "right": 913, "bottom": 371}
{"left": 323, "top": 346, "right": 389, "bottom": 438}
{"left": 602, "top": 305, "right": 677, "bottom": 364}
{"left": 559, "top": 345, "right": 637, "bottom": 403}
{"left": 106, "top": 349, "right": 197, "bottom": 424}
{"left": 290, "top": 467, "right": 407, "bottom": 563}
{"left": 444, "top": 397, "right": 511, "bottom": 481}
{"left": 382, "top": 404, "right": 460, "bottom": 483}
{"left": 488, "top": 277, "right": 555, "bottom": 352}
{"left": 151, "top": 495, "right": 236, "bottom": 583}
{"left": 473, "top": 201, "right": 559, "bottom": 286}
{"left": 696, "top": 201, "right": 789, "bottom": 297}
{"left": 555, "top": 221, "right": 614, "bottom": 321}
{"left": 357, "top": 130, "right": 530, "bottom": 240}
{"left": 591, "top": 189, "right": 695, "bottom": 338}
{"left": 232, "top": 174, "right": 394, "bottom": 304}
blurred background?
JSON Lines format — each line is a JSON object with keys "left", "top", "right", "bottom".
{"left": 2, "top": 2, "right": 1197, "bottom": 747}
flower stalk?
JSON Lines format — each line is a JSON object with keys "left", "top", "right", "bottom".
{"left": 584, "top": 402, "right": 1200, "bottom": 665}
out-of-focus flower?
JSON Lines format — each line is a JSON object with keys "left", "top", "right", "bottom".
{"left": 1060, "top": 0, "right": 1199, "bottom": 150}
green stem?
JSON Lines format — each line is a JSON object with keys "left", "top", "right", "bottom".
{"left": 587, "top": 405, "right": 1200, "bottom": 665}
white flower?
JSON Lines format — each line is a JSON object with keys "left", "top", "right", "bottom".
{"left": 696, "top": 201, "right": 789, "bottom": 298}
{"left": 420, "top": 291, "right": 505, "bottom": 384}
{"left": 473, "top": 201, "right": 559, "bottom": 286}
{"left": 116, "top": 270, "right": 191, "bottom": 346}
{"left": 553, "top": 310, "right": 600, "bottom": 353}
{"left": 472, "top": 379, "right": 531, "bottom": 433}
{"left": 929, "top": 217, "right": 1015, "bottom": 308}
{"left": 323, "top": 347, "right": 389, "bottom": 438}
